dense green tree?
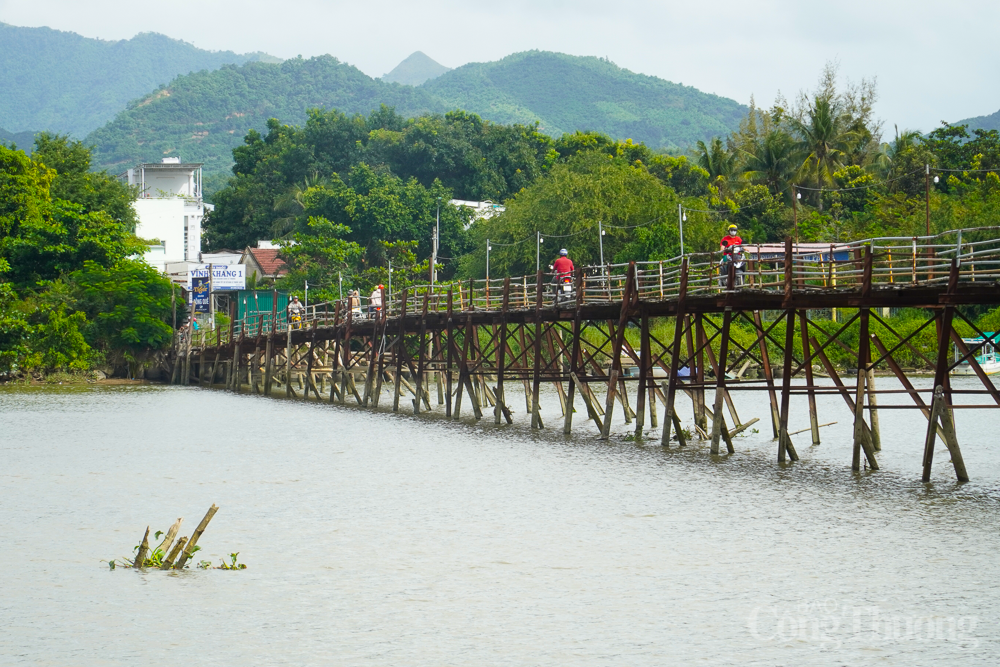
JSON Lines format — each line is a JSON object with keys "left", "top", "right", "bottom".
{"left": 70, "top": 260, "right": 175, "bottom": 370}
{"left": 731, "top": 185, "right": 787, "bottom": 242}
{"left": 741, "top": 129, "right": 797, "bottom": 197}
{"left": 0, "top": 142, "right": 174, "bottom": 377}
{"left": 32, "top": 133, "right": 139, "bottom": 230}
{"left": 463, "top": 150, "right": 717, "bottom": 277}
{"left": 788, "top": 96, "right": 859, "bottom": 209}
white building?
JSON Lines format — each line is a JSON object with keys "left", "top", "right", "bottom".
{"left": 450, "top": 199, "right": 504, "bottom": 227}
{"left": 123, "top": 158, "right": 214, "bottom": 277}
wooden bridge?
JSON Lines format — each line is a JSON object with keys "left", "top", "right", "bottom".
{"left": 174, "top": 227, "right": 1000, "bottom": 483}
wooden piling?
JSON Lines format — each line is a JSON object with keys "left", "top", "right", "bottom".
{"left": 798, "top": 310, "right": 821, "bottom": 445}
{"left": 134, "top": 526, "right": 150, "bottom": 568}
{"left": 495, "top": 279, "right": 511, "bottom": 424}
{"left": 531, "top": 270, "right": 544, "bottom": 429}
{"left": 776, "top": 310, "right": 799, "bottom": 462}
{"left": 662, "top": 259, "right": 688, "bottom": 446}
{"left": 175, "top": 504, "right": 219, "bottom": 569}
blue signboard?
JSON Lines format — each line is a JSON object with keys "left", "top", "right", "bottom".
{"left": 192, "top": 277, "right": 210, "bottom": 313}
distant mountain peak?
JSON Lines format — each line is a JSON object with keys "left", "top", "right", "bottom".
{"left": 382, "top": 51, "right": 451, "bottom": 86}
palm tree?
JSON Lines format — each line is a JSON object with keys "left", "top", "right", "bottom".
{"left": 741, "top": 129, "right": 798, "bottom": 197}
{"left": 695, "top": 137, "right": 737, "bottom": 194}
{"left": 788, "top": 97, "right": 859, "bottom": 209}
{"left": 873, "top": 125, "right": 922, "bottom": 182}
{"left": 271, "top": 172, "right": 329, "bottom": 237}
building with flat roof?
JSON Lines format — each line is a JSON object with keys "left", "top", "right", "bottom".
{"left": 122, "top": 157, "right": 213, "bottom": 277}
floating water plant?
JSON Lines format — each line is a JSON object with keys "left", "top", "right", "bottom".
{"left": 109, "top": 504, "right": 246, "bottom": 570}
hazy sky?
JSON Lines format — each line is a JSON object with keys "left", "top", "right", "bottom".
{"left": 2, "top": 0, "right": 997, "bottom": 133}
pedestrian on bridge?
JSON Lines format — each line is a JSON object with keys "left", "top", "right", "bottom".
{"left": 369, "top": 285, "right": 383, "bottom": 318}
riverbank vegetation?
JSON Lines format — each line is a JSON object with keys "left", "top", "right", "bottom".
{"left": 0, "top": 135, "right": 174, "bottom": 380}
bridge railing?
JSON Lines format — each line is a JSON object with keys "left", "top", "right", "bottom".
{"left": 197, "top": 226, "right": 1000, "bottom": 348}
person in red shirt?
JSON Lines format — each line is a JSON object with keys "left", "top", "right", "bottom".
{"left": 553, "top": 248, "right": 574, "bottom": 278}
{"left": 720, "top": 224, "right": 743, "bottom": 254}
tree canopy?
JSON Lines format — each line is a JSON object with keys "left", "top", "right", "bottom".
{"left": 0, "top": 136, "right": 174, "bottom": 377}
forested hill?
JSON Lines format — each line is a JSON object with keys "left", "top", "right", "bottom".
{"left": 0, "top": 22, "right": 278, "bottom": 137}
{"left": 86, "top": 56, "right": 446, "bottom": 179}
{"left": 954, "top": 108, "right": 1000, "bottom": 134}
{"left": 420, "top": 51, "right": 746, "bottom": 150}
{"left": 85, "top": 49, "right": 747, "bottom": 185}
{"left": 0, "top": 127, "right": 37, "bottom": 151}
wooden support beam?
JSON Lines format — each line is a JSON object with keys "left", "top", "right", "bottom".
{"left": 303, "top": 325, "right": 317, "bottom": 400}
{"left": 563, "top": 269, "right": 584, "bottom": 434}
{"left": 799, "top": 310, "right": 821, "bottom": 445}
{"left": 340, "top": 307, "right": 354, "bottom": 406}
{"left": 414, "top": 290, "right": 430, "bottom": 415}
{"left": 392, "top": 292, "right": 407, "bottom": 412}
{"left": 495, "top": 278, "right": 510, "bottom": 424}
{"left": 662, "top": 259, "right": 688, "bottom": 447}
{"left": 445, "top": 289, "right": 454, "bottom": 418}
{"left": 634, "top": 309, "right": 650, "bottom": 435}
{"left": 777, "top": 309, "right": 799, "bottom": 462}
{"left": 531, "top": 270, "right": 545, "bottom": 429}
{"left": 601, "top": 262, "right": 635, "bottom": 439}
{"left": 703, "top": 326, "right": 741, "bottom": 432}
{"left": 710, "top": 308, "right": 735, "bottom": 455}
{"left": 753, "top": 310, "right": 781, "bottom": 439}
{"left": 693, "top": 314, "right": 708, "bottom": 432}
{"left": 924, "top": 303, "right": 956, "bottom": 481}
{"left": 852, "top": 308, "right": 870, "bottom": 470}
{"left": 264, "top": 289, "right": 278, "bottom": 395}
{"left": 810, "top": 336, "right": 878, "bottom": 470}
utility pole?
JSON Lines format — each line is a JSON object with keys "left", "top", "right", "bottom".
{"left": 431, "top": 197, "right": 440, "bottom": 286}
{"left": 925, "top": 164, "right": 931, "bottom": 236}
{"left": 304, "top": 280, "right": 309, "bottom": 311}
{"left": 536, "top": 231, "right": 542, "bottom": 273}
{"left": 208, "top": 263, "right": 215, "bottom": 329}
{"left": 486, "top": 239, "right": 491, "bottom": 280}
{"left": 792, "top": 184, "right": 800, "bottom": 246}
{"left": 677, "top": 205, "right": 685, "bottom": 256}
{"left": 598, "top": 221, "right": 605, "bottom": 266}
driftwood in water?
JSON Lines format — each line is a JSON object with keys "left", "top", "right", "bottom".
{"left": 157, "top": 517, "right": 183, "bottom": 559}
{"left": 134, "top": 526, "right": 150, "bottom": 567}
{"left": 161, "top": 536, "right": 188, "bottom": 569}
{"left": 175, "top": 504, "right": 219, "bottom": 569}
{"left": 127, "top": 506, "right": 217, "bottom": 569}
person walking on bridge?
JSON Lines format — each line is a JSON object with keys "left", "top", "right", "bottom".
{"left": 369, "top": 285, "right": 383, "bottom": 318}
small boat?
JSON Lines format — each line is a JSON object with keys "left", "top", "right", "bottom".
{"left": 952, "top": 333, "right": 1000, "bottom": 375}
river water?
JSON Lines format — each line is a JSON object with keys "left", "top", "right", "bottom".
{"left": 2, "top": 378, "right": 998, "bottom": 665}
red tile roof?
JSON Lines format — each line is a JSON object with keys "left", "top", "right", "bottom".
{"left": 247, "top": 248, "right": 288, "bottom": 277}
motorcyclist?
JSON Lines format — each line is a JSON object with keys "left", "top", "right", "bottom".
{"left": 287, "top": 295, "right": 305, "bottom": 329}
{"left": 553, "top": 248, "right": 574, "bottom": 279}
{"left": 718, "top": 224, "right": 746, "bottom": 288}
{"left": 720, "top": 224, "right": 743, "bottom": 254}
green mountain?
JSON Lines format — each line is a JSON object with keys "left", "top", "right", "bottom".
{"left": 382, "top": 51, "right": 451, "bottom": 86}
{"left": 86, "top": 56, "right": 445, "bottom": 177}
{"left": 420, "top": 51, "right": 746, "bottom": 150}
{"left": 954, "top": 108, "right": 1000, "bottom": 133}
{"left": 85, "top": 48, "right": 747, "bottom": 186}
{"left": 0, "top": 22, "right": 278, "bottom": 137}
{"left": 0, "top": 127, "right": 37, "bottom": 152}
